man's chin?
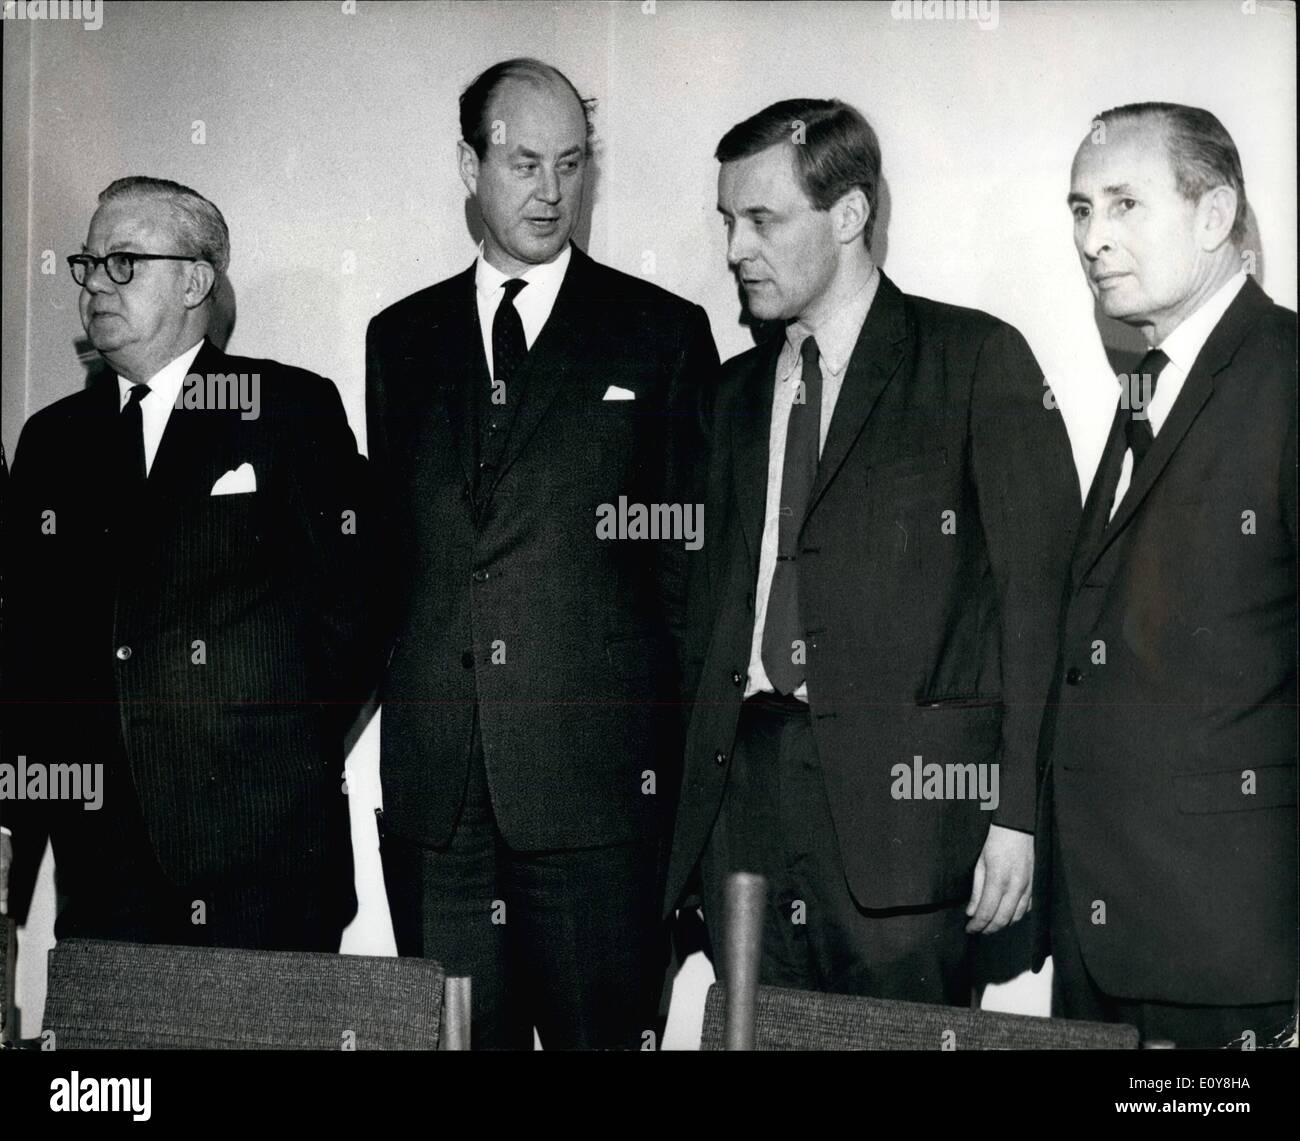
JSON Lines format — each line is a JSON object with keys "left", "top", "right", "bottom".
{"left": 515, "top": 229, "right": 572, "bottom": 264}
{"left": 743, "top": 298, "right": 785, "bottom": 323}
{"left": 86, "top": 333, "right": 125, "bottom": 355}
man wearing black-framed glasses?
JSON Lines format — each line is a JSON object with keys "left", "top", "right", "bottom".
{"left": 1, "top": 177, "right": 374, "bottom": 955}
{"left": 67, "top": 251, "right": 199, "bottom": 287}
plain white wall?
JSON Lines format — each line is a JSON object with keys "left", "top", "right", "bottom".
{"left": 3, "top": 0, "right": 1295, "bottom": 1046}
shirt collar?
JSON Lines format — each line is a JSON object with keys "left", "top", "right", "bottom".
{"left": 783, "top": 266, "right": 881, "bottom": 376}
{"left": 118, "top": 338, "right": 206, "bottom": 408}
{"left": 475, "top": 241, "right": 573, "bottom": 299}
{"left": 1156, "top": 270, "right": 1248, "bottom": 376}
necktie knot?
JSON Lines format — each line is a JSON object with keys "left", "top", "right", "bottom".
{"left": 800, "top": 334, "right": 819, "bottom": 371}
{"left": 1134, "top": 348, "right": 1169, "bottom": 401}
{"left": 1120, "top": 346, "right": 1169, "bottom": 480}
{"left": 501, "top": 278, "right": 528, "bottom": 304}
{"left": 124, "top": 383, "right": 151, "bottom": 409}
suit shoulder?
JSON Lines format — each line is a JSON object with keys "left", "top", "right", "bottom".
{"left": 19, "top": 385, "right": 104, "bottom": 443}
{"left": 368, "top": 274, "right": 469, "bottom": 335}
{"left": 1254, "top": 297, "right": 1298, "bottom": 347}
{"left": 1236, "top": 296, "right": 1298, "bottom": 398}
{"left": 903, "top": 290, "right": 1009, "bottom": 340}
{"left": 584, "top": 258, "right": 705, "bottom": 324}
{"left": 721, "top": 338, "right": 776, "bottom": 379}
{"left": 213, "top": 352, "right": 343, "bottom": 414}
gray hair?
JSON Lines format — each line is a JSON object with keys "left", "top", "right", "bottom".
{"left": 97, "top": 176, "right": 231, "bottom": 277}
{"left": 1095, "top": 103, "right": 1248, "bottom": 246}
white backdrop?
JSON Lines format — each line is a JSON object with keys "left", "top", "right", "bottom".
{"left": 3, "top": 0, "right": 1295, "bottom": 1046}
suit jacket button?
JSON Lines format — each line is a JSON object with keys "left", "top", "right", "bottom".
{"left": 461, "top": 650, "right": 474, "bottom": 669}
{"left": 731, "top": 671, "right": 743, "bottom": 686}
{"left": 472, "top": 569, "right": 489, "bottom": 583}
{"left": 115, "top": 645, "right": 132, "bottom": 661}
{"left": 1065, "top": 667, "right": 1083, "bottom": 685}
{"left": 714, "top": 749, "right": 726, "bottom": 766}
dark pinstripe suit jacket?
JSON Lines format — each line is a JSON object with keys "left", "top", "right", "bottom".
{"left": 2, "top": 340, "right": 370, "bottom": 913}
{"left": 366, "top": 246, "right": 719, "bottom": 851}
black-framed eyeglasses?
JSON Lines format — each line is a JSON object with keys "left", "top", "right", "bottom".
{"left": 67, "top": 252, "right": 200, "bottom": 286}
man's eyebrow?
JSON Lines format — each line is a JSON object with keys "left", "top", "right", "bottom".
{"left": 510, "top": 145, "right": 584, "bottom": 160}
{"left": 1103, "top": 183, "right": 1138, "bottom": 197}
{"left": 1066, "top": 192, "right": 1090, "bottom": 206}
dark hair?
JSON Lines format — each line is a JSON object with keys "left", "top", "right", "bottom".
{"left": 716, "top": 98, "right": 881, "bottom": 247}
{"left": 98, "top": 176, "right": 230, "bottom": 278}
{"left": 459, "top": 58, "right": 596, "bottom": 159}
{"left": 1096, "top": 102, "right": 1248, "bottom": 245}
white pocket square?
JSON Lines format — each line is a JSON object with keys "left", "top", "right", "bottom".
{"left": 210, "top": 462, "right": 257, "bottom": 496}
{"left": 603, "top": 385, "right": 636, "bottom": 401}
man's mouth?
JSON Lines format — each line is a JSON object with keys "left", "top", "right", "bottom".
{"left": 1091, "top": 271, "right": 1130, "bottom": 287}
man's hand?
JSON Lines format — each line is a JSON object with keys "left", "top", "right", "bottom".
{"left": 965, "top": 823, "right": 1032, "bottom": 934}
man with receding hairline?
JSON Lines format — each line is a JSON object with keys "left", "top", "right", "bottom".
{"left": 367, "top": 58, "right": 718, "bottom": 1049}
{"left": 2, "top": 177, "right": 370, "bottom": 951}
{"left": 666, "top": 98, "right": 1078, "bottom": 1004}
{"left": 1036, "top": 102, "right": 1297, "bottom": 1048}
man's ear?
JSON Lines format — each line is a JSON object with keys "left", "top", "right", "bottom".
{"left": 832, "top": 186, "right": 870, "bottom": 246}
{"left": 457, "top": 140, "right": 480, "bottom": 198}
{"left": 183, "top": 261, "right": 217, "bottom": 309}
{"left": 1198, "top": 184, "right": 1238, "bottom": 252}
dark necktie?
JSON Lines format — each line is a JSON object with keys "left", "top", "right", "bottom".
{"left": 492, "top": 278, "right": 528, "bottom": 389}
{"left": 118, "top": 383, "right": 151, "bottom": 489}
{"left": 477, "top": 278, "right": 528, "bottom": 496}
{"left": 762, "top": 335, "right": 822, "bottom": 695}
{"left": 1123, "top": 348, "right": 1169, "bottom": 473}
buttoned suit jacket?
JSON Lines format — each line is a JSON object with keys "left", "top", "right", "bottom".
{"left": 666, "top": 272, "right": 1080, "bottom": 914}
{"left": 365, "top": 245, "right": 719, "bottom": 851}
{"left": 1033, "top": 276, "right": 1297, "bottom": 1006}
{"left": 2, "top": 339, "right": 368, "bottom": 922}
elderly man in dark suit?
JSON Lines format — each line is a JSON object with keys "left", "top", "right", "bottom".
{"left": 665, "top": 99, "right": 1079, "bottom": 1004}
{"left": 366, "top": 58, "right": 718, "bottom": 1050}
{"left": 1037, "top": 103, "right": 1297, "bottom": 1048}
{"left": 1, "top": 176, "right": 369, "bottom": 951}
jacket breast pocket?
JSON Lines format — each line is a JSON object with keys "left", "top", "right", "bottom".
{"left": 1173, "top": 764, "right": 1296, "bottom": 814}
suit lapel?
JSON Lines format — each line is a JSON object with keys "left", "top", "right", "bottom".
{"left": 436, "top": 264, "right": 487, "bottom": 496}
{"left": 804, "top": 271, "right": 909, "bottom": 523}
{"left": 1075, "top": 276, "right": 1271, "bottom": 583}
{"left": 147, "top": 339, "right": 236, "bottom": 503}
{"left": 1071, "top": 404, "right": 1128, "bottom": 586}
{"left": 731, "top": 338, "right": 783, "bottom": 566}
{"left": 480, "top": 246, "right": 591, "bottom": 502}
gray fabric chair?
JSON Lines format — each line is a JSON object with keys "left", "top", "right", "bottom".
{"left": 700, "top": 982, "right": 1140, "bottom": 1050}
{"left": 42, "top": 938, "right": 447, "bottom": 1050}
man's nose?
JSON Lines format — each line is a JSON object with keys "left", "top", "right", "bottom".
{"left": 1080, "top": 216, "right": 1112, "bottom": 262}
{"left": 726, "top": 225, "right": 754, "bottom": 267}
{"left": 535, "top": 166, "right": 561, "bottom": 204}
{"left": 83, "top": 261, "right": 116, "bottom": 293}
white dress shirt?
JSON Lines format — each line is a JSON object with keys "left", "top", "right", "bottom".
{"left": 746, "top": 268, "right": 881, "bottom": 700}
{"left": 474, "top": 242, "right": 572, "bottom": 378}
{"left": 1108, "top": 271, "right": 1247, "bottom": 521}
{"left": 117, "top": 338, "right": 205, "bottom": 476}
